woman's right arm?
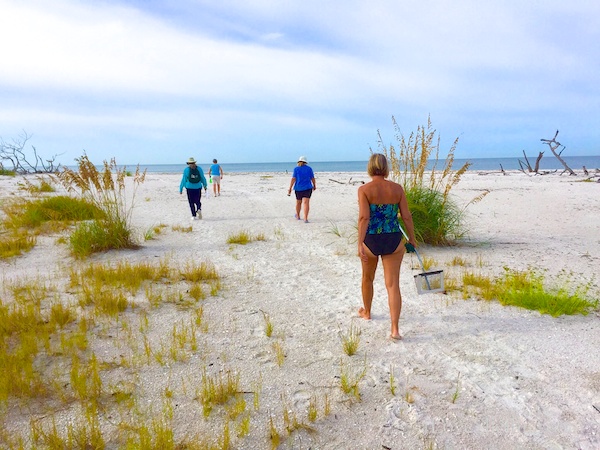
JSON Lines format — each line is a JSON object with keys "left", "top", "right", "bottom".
{"left": 357, "top": 187, "right": 370, "bottom": 260}
{"left": 180, "top": 168, "right": 188, "bottom": 193}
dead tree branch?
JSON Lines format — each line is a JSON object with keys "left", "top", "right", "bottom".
{"left": 0, "top": 131, "right": 62, "bottom": 174}
{"left": 533, "top": 152, "right": 544, "bottom": 172}
{"left": 540, "top": 130, "right": 575, "bottom": 175}
{"left": 522, "top": 150, "right": 533, "bottom": 172}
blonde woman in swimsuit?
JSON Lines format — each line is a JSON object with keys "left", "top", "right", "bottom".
{"left": 357, "top": 153, "right": 417, "bottom": 340}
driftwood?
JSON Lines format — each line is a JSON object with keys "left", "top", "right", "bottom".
{"left": 1, "top": 131, "right": 62, "bottom": 174}
{"left": 521, "top": 150, "right": 533, "bottom": 171}
{"left": 533, "top": 152, "right": 544, "bottom": 172}
{"left": 540, "top": 130, "right": 576, "bottom": 175}
{"left": 329, "top": 177, "right": 364, "bottom": 185}
{"left": 517, "top": 159, "right": 529, "bottom": 174}
{"left": 518, "top": 150, "right": 545, "bottom": 174}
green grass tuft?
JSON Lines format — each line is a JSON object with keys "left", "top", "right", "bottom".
{"left": 227, "top": 230, "right": 266, "bottom": 245}
{"left": 462, "top": 267, "right": 598, "bottom": 316}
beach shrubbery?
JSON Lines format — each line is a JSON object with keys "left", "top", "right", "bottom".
{"left": 54, "top": 154, "right": 146, "bottom": 257}
{"left": 0, "top": 194, "right": 104, "bottom": 258}
{"left": 377, "top": 116, "right": 487, "bottom": 245}
{"left": 0, "top": 168, "right": 16, "bottom": 176}
{"left": 5, "top": 196, "right": 104, "bottom": 230}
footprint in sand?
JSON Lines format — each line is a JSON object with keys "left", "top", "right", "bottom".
{"left": 292, "top": 389, "right": 311, "bottom": 409}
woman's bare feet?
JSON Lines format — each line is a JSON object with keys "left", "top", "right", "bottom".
{"left": 358, "top": 307, "right": 371, "bottom": 320}
{"left": 390, "top": 334, "right": 403, "bottom": 340}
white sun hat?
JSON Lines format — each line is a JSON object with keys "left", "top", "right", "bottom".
{"left": 298, "top": 156, "right": 308, "bottom": 163}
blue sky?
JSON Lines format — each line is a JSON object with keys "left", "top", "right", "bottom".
{"left": 1, "top": 0, "right": 599, "bottom": 166}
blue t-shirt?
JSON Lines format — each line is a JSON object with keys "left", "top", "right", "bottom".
{"left": 292, "top": 165, "right": 315, "bottom": 191}
{"left": 210, "top": 164, "right": 221, "bottom": 176}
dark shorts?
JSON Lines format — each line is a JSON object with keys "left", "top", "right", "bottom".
{"left": 364, "top": 232, "right": 402, "bottom": 256}
{"left": 295, "top": 189, "right": 313, "bottom": 200}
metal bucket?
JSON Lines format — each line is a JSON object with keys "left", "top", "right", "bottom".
{"left": 414, "top": 269, "right": 445, "bottom": 295}
{"left": 399, "top": 224, "right": 445, "bottom": 295}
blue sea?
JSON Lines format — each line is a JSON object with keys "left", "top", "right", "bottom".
{"left": 137, "top": 156, "right": 600, "bottom": 174}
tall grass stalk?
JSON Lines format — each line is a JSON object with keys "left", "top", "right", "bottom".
{"left": 341, "top": 322, "right": 361, "bottom": 356}
{"left": 376, "top": 116, "right": 488, "bottom": 245}
{"left": 54, "top": 154, "right": 146, "bottom": 256}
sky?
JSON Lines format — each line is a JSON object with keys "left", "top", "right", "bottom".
{"left": 1, "top": 0, "right": 599, "bottom": 166}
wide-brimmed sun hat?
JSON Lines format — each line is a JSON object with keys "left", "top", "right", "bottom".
{"left": 187, "top": 157, "right": 197, "bottom": 164}
{"left": 298, "top": 156, "right": 308, "bottom": 163}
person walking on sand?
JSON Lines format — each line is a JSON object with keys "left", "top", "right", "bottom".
{"left": 208, "top": 159, "right": 224, "bottom": 196}
{"left": 357, "top": 153, "right": 417, "bottom": 340}
{"left": 180, "top": 157, "right": 207, "bottom": 220}
{"left": 287, "top": 156, "right": 316, "bottom": 223}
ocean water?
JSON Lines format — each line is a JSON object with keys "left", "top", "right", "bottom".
{"left": 139, "top": 156, "right": 600, "bottom": 174}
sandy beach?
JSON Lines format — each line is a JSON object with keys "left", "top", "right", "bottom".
{"left": 1, "top": 169, "right": 599, "bottom": 449}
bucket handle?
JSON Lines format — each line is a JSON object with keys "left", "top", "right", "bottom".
{"left": 398, "top": 223, "right": 432, "bottom": 290}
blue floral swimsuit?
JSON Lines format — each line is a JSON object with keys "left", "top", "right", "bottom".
{"left": 364, "top": 204, "right": 402, "bottom": 255}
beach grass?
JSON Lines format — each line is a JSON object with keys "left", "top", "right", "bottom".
{"left": 18, "top": 176, "right": 55, "bottom": 194}
{"left": 227, "top": 229, "right": 266, "bottom": 245}
{"left": 199, "top": 369, "right": 241, "bottom": 417}
{"left": 271, "top": 340, "right": 285, "bottom": 366}
{"left": 0, "top": 195, "right": 105, "bottom": 251}
{"left": 377, "top": 116, "right": 488, "bottom": 245}
{"left": 0, "top": 255, "right": 248, "bottom": 447}
{"left": 261, "top": 310, "right": 274, "bottom": 337}
{"left": 389, "top": 365, "right": 397, "bottom": 396}
{"left": 0, "top": 228, "right": 36, "bottom": 258}
{"left": 462, "top": 267, "right": 598, "bottom": 316}
{"left": 341, "top": 322, "right": 361, "bottom": 356}
{"left": 52, "top": 154, "right": 146, "bottom": 257}
{"left": 340, "top": 357, "right": 367, "bottom": 400}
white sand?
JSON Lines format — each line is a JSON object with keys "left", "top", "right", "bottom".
{"left": 1, "top": 170, "right": 600, "bottom": 449}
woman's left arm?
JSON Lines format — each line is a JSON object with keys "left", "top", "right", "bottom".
{"left": 398, "top": 188, "right": 417, "bottom": 246}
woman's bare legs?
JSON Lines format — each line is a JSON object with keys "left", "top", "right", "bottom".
{"left": 381, "top": 246, "right": 405, "bottom": 339}
{"left": 295, "top": 199, "right": 302, "bottom": 219}
{"left": 359, "top": 244, "right": 378, "bottom": 320}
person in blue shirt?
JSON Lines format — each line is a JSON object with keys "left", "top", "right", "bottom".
{"left": 287, "top": 156, "right": 316, "bottom": 223}
{"left": 179, "top": 157, "right": 207, "bottom": 220}
{"left": 208, "top": 158, "right": 224, "bottom": 197}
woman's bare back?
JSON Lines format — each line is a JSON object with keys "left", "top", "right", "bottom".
{"left": 361, "top": 178, "right": 405, "bottom": 205}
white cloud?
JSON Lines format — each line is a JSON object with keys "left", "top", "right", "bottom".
{"left": 0, "top": 0, "right": 599, "bottom": 162}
